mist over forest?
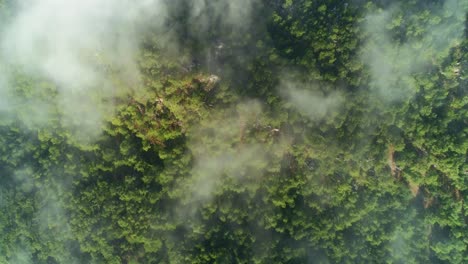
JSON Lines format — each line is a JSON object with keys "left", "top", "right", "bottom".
{"left": 0, "top": 0, "right": 466, "bottom": 263}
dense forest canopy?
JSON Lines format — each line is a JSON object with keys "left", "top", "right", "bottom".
{"left": 0, "top": 0, "right": 466, "bottom": 263}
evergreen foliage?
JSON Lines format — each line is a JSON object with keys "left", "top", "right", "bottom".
{"left": 0, "top": 0, "right": 466, "bottom": 263}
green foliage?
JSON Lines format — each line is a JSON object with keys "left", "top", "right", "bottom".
{"left": 0, "top": 0, "right": 466, "bottom": 263}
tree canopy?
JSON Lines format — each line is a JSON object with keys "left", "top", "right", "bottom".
{"left": 0, "top": 0, "right": 466, "bottom": 263}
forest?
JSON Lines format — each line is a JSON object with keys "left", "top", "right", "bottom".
{"left": 0, "top": 0, "right": 466, "bottom": 263}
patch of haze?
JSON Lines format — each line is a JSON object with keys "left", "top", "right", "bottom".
{"left": 0, "top": 69, "right": 9, "bottom": 112}
{"left": 176, "top": 100, "right": 291, "bottom": 217}
{"left": 389, "top": 227, "right": 411, "bottom": 263}
{"left": 386, "top": 205, "right": 427, "bottom": 264}
{"left": 188, "top": 145, "right": 268, "bottom": 203}
{"left": 279, "top": 80, "right": 344, "bottom": 121}
{"left": 167, "top": 0, "right": 263, "bottom": 74}
{"left": 9, "top": 243, "right": 33, "bottom": 264}
{"left": 189, "top": 0, "right": 259, "bottom": 32}
{"left": 35, "top": 183, "right": 80, "bottom": 263}
{"left": 361, "top": 0, "right": 466, "bottom": 102}
{"left": 5, "top": 166, "right": 82, "bottom": 263}
{"left": 0, "top": 1, "right": 167, "bottom": 262}
{"left": 170, "top": 101, "right": 292, "bottom": 261}
{"left": 0, "top": 0, "right": 262, "bottom": 139}
{"left": 0, "top": 0, "right": 167, "bottom": 141}
{"left": 1, "top": 0, "right": 268, "bottom": 261}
